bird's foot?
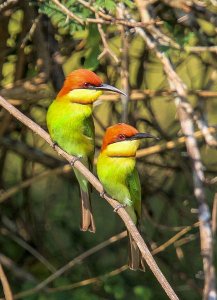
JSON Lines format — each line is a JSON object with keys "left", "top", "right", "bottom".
{"left": 114, "top": 204, "right": 127, "bottom": 213}
{"left": 70, "top": 157, "right": 80, "bottom": 166}
{"left": 100, "top": 190, "right": 106, "bottom": 198}
{"left": 52, "top": 141, "right": 58, "bottom": 149}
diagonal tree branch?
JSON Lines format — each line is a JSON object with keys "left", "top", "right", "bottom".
{"left": 0, "top": 95, "right": 179, "bottom": 300}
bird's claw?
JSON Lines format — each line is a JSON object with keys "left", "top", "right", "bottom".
{"left": 114, "top": 204, "right": 127, "bottom": 213}
{"left": 70, "top": 157, "right": 80, "bottom": 166}
{"left": 52, "top": 141, "right": 58, "bottom": 149}
{"left": 100, "top": 191, "right": 106, "bottom": 198}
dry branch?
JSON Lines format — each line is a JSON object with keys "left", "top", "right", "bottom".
{"left": 46, "top": 265, "right": 128, "bottom": 294}
{"left": 13, "top": 231, "right": 127, "bottom": 299}
{"left": 0, "top": 165, "right": 71, "bottom": 204}
{"left": 134, "top": 2, "right": 216, "bottom": 298}
{"left": 0, "top": 95, "right": 179, "bottom": 300}
{"left": 0, "top": 264, "right": 13, "bottom": 300}
{"left": 1, "top": 227, "right": 56, "bottom": 273}
{"left": 1, "top": 86, "right": 217, "bottom": 105}
{"left": 136, "top": 127, "right": 217, "bottom": 158}
{"left": 96, "top": 12, "right": 119, "bottom": 63}
{"left": 14, "top": 219, "right": 199, "bottom": 297}
{"left": 0, "top": 254, "right": 36, "bottom": 283}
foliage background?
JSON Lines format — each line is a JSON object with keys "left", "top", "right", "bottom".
{"left": 0, "top": 0, "right": 216, "bottom": 299}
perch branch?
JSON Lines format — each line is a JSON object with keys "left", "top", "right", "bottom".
{"left": 0, "top": 95, "right": 179, "bottom": 300}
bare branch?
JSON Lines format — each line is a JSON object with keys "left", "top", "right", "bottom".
{"left": 0, "top": 165, "right": 70, "bottom": 204}
{"left": 46, "top": 265, "right": 128, "bottom": 294}
{"left": 96, "top": 13, "right": 119, "bottom": 63}
{"left": 1, "top": 227, "right": 56, "bottom": 273}
{"left": 0, "top": 264, "right": 13, "bottom": 300}
{"left": 212, "top": 193, "right": 217, "bottom": 236}
{"left": 0, "top": 95, "right": 179, "bottom": 300}
{"left": 117, "top": 4, "right": 130, "bottom": 122}
{"left": 0, "top": 253, "right": 36, "bottom": 283}
{"left": 136, "top": 127, "right": 217, "bottom": 158}
{"left": 13, "top": 231, "right": 127, "bottom": 299}
{"left": 15, "top": 220, "right": 200, "bottom": 297}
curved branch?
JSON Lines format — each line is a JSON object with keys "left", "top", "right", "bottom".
{"left": 0, "top": 264, "right": 13, "bottom": 300}
{"left": 0, "top": 95, "right": 179, "bottom": 300}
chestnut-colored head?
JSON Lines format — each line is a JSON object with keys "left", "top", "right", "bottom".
{"left": 58, "top": 69, "right": 102, "bottom": 97}
{"left": 57, "top": 69, "right": 126, "bottom": 103}
{"left": 101, "top": 123, "right": 157, "bottom": 157}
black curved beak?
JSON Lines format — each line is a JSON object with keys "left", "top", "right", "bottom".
{"left": 128, "top": 133, "right": 160, "bottom": 141}
{"left": 91, "top": 83, "right": 127, "bottom": 97}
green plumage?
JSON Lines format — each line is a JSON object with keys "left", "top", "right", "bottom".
{"left": 47, "top": 99, "right": 95, "bottom": 232}
{"left": 97, "top": 151, "right": 143, "bottom": 270}
{"left": 97, "top": 154, "right": 141, "bottom": 224}
{"left": 47, "top": 101, "right": 94, "bottom": 160}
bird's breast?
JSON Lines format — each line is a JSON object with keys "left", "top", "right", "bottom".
{"left": 46, "top": 100, "right": 94, "bottom": 157}
{"left": 97, "top": 154, "right": 135, "bottom": 184}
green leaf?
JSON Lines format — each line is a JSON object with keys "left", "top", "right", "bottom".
{"left": 84, "top": 24, "right": 101, "bottom": 70}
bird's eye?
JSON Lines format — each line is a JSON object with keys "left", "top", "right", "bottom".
{"left": 118, "top": 134, "right": 126, "bottom": 141}
{"left": 83, "top": 82, "right": 90, "bottom": 88}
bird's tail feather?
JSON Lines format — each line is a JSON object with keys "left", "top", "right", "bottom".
{"left": 128, "top": 231, "right": 145, "bottom": 271}
{"left": 74, "top": 168, "right": 96, "bottom": 233}
{"left": 80, "top": 188, "right": 96, "bottom": 233}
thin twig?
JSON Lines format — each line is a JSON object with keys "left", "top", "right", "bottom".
{"left": 1, "top": 87, "right": 217, "bottom": 105}
{"left": 1, "top": 228, "right": 56, "bottom": 273}
{"left": 13, "top": 231, "right": 127, "bottom": 299}
{"left": 0, "top": 264, "right": 13, "bottom": 300}
{"left": 212, "top": 193, "right": 217, "bottom": 237}
{"left": 50, "top": 0, "right": 84, "bottom": 25}
{"left": 21, "top": 16, "right": 41, "bottom": 49}
{"left": 152, "top": 222, "right": 199, "bottom": 255}
{"left": 46, "top": 265, "right": 128, "bottom": 293}
{"left": 77, "top": 0, "right": 162, "bottom": 27}
{"left": 0, "top": 95, "right": 179, "bottom": 300}
{"left": 15, "top": 220, "right": 200, "bottom": 297}
{"left": 117, "top": 3, "right": 130, "bottom": 122}
{"left": 96, "top": 13, "right": 119, "bottom": 63}
{"left": 0, "top": 253, "right": 36, "bottom": 283}
{"left": 136, "top": 127, "right": 217, "bottom": 158}
{"left": 0, "top": 165, "right": 71, "bottom": 204}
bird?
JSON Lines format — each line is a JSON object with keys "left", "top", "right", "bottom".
{"left": 46, "top": 69, "right": 126, "bottom": 233}
{"left": 97, "top": 123, "right": 158, "bottom": 270}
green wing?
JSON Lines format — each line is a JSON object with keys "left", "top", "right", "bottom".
{"left": 83, "top": 115, "right": 95, "bottom": 170}
{"left": 127, "top": 167, "right": 141, "bottom": 219}
{"left": 74, "top": 114, "right": 94, "bottom": 192}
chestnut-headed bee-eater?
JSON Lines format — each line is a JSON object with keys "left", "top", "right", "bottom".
{"left": 97, "top": 123, "right": 157, "bottom": 270}
{"left": 47, "top": 69, "right": 126, "bottom": 233}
